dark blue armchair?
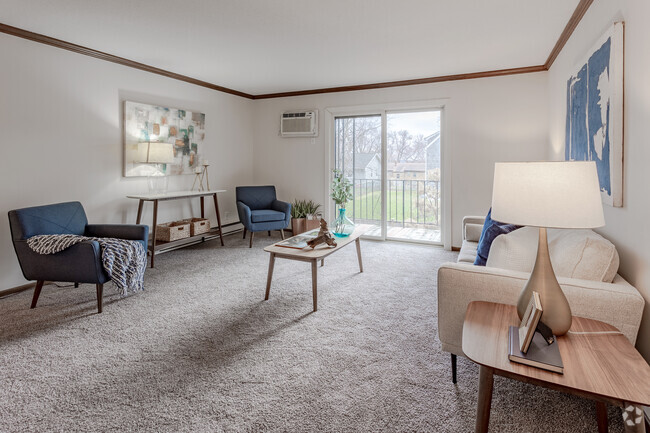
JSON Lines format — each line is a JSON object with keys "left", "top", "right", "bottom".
{"left": 236, "top": 186, "right": 291, "bottom": 248}
{"left": 8, "top": 201, "right": 149, "bottom": 313}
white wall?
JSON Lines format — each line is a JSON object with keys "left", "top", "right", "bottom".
{"left": 252, "top": 73, "right": 549, "bottom": 248}
{"left": 0, "top": 33, "right": 255, "bottom": 290}
{"left": 548, "top": 0, "right": 650, "bottom": 360}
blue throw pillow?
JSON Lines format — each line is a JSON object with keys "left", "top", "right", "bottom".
{"left": 474, "top": 209, "right": 520, "bottom": 266}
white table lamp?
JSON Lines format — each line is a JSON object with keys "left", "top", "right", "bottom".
{"left": 491, "top": 161, "right": 604, "bottom": 335}
{"left": 141, "top": 142, "right": 174, "bottom": 165}
{"left": 138, "top": 142, "right": 174, "bottom": 193}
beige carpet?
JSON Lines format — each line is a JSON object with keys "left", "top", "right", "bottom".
{"left": 0, "top": 233, "right": 625, "bottom": 432}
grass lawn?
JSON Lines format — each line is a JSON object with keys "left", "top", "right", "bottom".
{"left": 343, "top": 188, "right": 440, "bottom": 224}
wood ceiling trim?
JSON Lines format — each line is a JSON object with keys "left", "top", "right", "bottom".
{"left": 0, "top": 23, "right": 254, "bottom": 99}
{"left": 0, "top": 1, "right": 593, "bottom": 100}
{"left": 252, "top": 65, "right": 547, "bottom": 99}
{"left": 545, "top": 0, "right": 594, "bottom": 69}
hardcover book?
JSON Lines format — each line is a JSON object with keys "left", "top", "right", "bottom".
{"left": 508, "top": 326, "right": 564, "bottom": 374}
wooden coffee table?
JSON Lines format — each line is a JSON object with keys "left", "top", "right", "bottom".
{"left": 263, "top": 224, "right": 371, "bottom": 311}
{"left": 462, "top": 301, "right": 650, "bottom": 433}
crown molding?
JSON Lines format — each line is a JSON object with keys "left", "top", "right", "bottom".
{"left": 253, "top": 65, "right": 547, "bottom": 99}
{"left": 0, "top": 23, "right": 254, "bottom": 99}
{"left": 545, "top": 0, "right": 594, "bottom": 69}
{"left": 0, "top": 1, "right": 593, "bottom": 100}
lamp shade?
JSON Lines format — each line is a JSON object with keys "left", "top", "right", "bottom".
{"left": 139, "top": 142, "right": 174, "bottom": 164}
{"left": 491, "top": 161, "right": 605, "bottom": 229}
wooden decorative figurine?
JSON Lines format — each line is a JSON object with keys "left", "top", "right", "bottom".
{"left": 307, "top": 219, "right": 337, "bottom": 249}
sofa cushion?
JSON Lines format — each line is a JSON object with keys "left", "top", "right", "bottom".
{"left": 251, "top": 209, "right": 285, "bottom": 223}
{"left": 464, "top": 223, "right": 483, "bottom": 242}
{"left": 458, "top": 240, "right": 479, "bottom": 264}
{"left": 474, "top": 209, "right": 520, "bottom": 266}
{"left": 487, "top": 227, "right": 619, "bottom": 283}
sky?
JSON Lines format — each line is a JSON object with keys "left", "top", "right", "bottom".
{"left": 387, "top": 111, "right": 441, "bottom": 137}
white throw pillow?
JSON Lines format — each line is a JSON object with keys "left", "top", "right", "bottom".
{"left": 486, "top": 227, "right": 619, "bottom": 283}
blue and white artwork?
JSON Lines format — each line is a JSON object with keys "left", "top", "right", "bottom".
{"left": 565, "top": 22, "right": 624, "bottom": 207}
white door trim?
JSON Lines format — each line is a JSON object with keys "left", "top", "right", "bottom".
{"left": 324, "top": 98, "right": 451, "bottom": 249}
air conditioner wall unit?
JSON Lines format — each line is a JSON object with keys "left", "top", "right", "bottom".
{"left": 281, "top": 110, "right": 318, "bottom": 137}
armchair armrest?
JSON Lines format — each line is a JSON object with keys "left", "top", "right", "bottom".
{"left": 13, "top": 239, "right": 109, "bottom": 284}
{"left": 437, "top": 263, "right": 644, "bottom": 358}
{"left": 85, "top": 224, "right": 148, "bottom": 242}
{"left": 271, "top": 199, "right": 291, "bottom": 221}
{"left": 236, "top": 201, "right": 252, "bottom": 230}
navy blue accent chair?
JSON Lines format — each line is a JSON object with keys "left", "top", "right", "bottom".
{"left": 8, "top": 201, "right": 149, "bottom": 313}
{"left": 236, "top": 186, "right": 291, "bottom": 248}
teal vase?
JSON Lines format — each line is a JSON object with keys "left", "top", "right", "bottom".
{"left": 333, "top": 208, "right": 354, "bottom": 237}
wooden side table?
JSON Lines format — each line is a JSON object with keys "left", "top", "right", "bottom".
{"left": 127, "top": 190, "right": 225, "bottom": 267}
{"left": 462, "top": 301, "right": 650, "bottom": 433}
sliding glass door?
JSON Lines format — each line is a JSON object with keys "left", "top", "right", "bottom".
{"left": 386, "top": 111, "right": 441, "bottom": 242}
{"left": 334, "top": 109, "right": 442, "bottom": 244}
{"left": 334, "top": 115, "right": 382, "bottom": 237}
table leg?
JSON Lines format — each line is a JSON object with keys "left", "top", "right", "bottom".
{"left": 264, "top": 253, "right": 275, "bottom": 301}
{"left": 596, "top": 402, "right": 608, "bottom": 433}
{"left": 136, "top": 199, "right": 144, "bottom": 224}
{"left": 622, "top": 404, "right": 646, "bottom": 433}
{"left": 475, "top": 366, "right": 494, "bottom": 433}
{"left": 311, "top": 259, "right": 318, "bottom": 312}
{"left": 355, "top": 238, "right": 364, "bottom": 273}
{"left": 212, "top": 193, "right": 224, "bottom": 246}
{"left": 151, "top": 199, "right": 158, "bottom": 268}
{"left": 200, "top": 196, "right": 205, "bottom": 219}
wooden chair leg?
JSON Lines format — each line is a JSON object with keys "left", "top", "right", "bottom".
{"left": 30, "top": 280, "right": 44, "bottom": 309}
{"left": 243, "top": 228, "right": 247, "bottom": 239}
{"left": 96, "top": 284, "right": 103, "bottom": 313}
{"left": 280, "top": 229, "right": 285, "bottom": 240}
{"left": 451, "top": 354, "right": 458, "bottom": 384}
{"left": 249, "top": 231, "right": 254, "bottom": 248}
{"left": 268, "top": 231, "right": 271, "bottom": 236}
{"left": 74, "top": 282, "right": 79, "bottom": 288}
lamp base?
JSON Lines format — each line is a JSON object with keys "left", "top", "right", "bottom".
{"left": 516, "top": 227, "right": 572, "bottom": 336}
{"left": 147, "top": 174, "right": 169, "bottom": 194}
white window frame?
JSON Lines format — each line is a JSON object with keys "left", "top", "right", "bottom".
{"left": 324, "top": 99, "right": 451, "bottom": 249}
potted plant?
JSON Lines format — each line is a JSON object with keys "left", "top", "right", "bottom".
{"left": 330, "top": 169, "right": 354, "bottom": 237}
{"left": 304, "top": 200, "right": 322, "bottom": 231}
{"left": 291, "top": 199, "right": 322, "bottom": 234}
{"left": 291, "top": 199, "right": 307, "bottom": 235}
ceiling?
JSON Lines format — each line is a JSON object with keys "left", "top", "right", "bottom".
{"left": 0, "top": 0, "right": 579, "bottom": 96}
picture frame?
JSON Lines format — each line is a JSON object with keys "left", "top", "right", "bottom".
{"left": 519, "top": 291, "right": 543, "bottom": 354}
{"left": 565, "top": 22, "right": 624, "bottom": 207}
{"left": 123, "top": 101, "right": 206, "bottom": 177}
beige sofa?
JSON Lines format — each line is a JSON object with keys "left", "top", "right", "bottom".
{"left": 437, "top": 216, "right": 645, "bottom": 382}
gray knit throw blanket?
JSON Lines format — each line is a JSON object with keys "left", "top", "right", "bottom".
{"left": 27, "top": 234, "right": 146, "bottom": 295}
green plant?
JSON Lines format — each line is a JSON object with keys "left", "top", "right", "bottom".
{"left": 330, "top": 169, "right": 353, "bottom": 207}
{"left": 304, "top": 200, "right": 321, "bottom": 216}
{"left": 291, "top": 199, "right": 308, "bottom": 219}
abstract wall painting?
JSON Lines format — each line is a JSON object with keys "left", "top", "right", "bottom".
{"left": 565, "top": 22, "right": 624, "bottom": 207}
{"left": 124, "top": 101, "right": 206, "bottom": 177}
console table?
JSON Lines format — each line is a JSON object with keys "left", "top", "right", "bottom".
{"left": 127, "top": 190, "right": 225, "bottom": 267}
